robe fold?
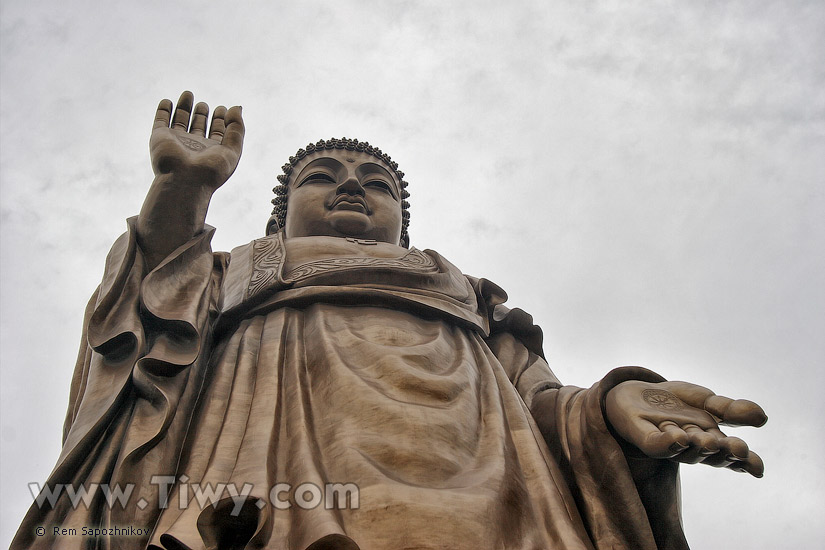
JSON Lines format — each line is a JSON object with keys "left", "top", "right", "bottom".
{"left": 13, "top": 219, "right": 688, "bottom": 550}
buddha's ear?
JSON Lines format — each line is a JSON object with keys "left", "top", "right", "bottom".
{"left": 400, "top": 233, "right": 410, "bottom": 249}
{"left": 265, "top": 214, "right": 281, "bottom": 236}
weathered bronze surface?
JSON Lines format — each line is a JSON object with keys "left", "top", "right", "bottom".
{"left": 13, "top": 92, "right": 767, "bottom": 550}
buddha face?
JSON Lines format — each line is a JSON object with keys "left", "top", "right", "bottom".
{"left": 284, "top": 149, "right": 403, "bottom": 244}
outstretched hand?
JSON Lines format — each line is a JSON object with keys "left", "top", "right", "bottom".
{"left": 604, "top": 380, "right": 767, "bottom": 477}
{"left": 149, "top": 91, "right": 244, "bottom": 191}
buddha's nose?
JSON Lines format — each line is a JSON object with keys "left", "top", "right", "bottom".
{"left": 337, "top": 177, "right": 365, "bottom": 196}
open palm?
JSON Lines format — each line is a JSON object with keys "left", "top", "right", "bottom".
{"left": 149, "top": 91, "right": 244, "bottom": 191}
{"left": 605, "top": 380, "right": 767, "bottom": 477}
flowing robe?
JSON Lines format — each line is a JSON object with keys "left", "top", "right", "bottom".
{"left": 13, "top": 219, "right": 688, "bottom": 550}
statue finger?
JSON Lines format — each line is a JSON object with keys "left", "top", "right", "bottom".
{"left": 705, "top": 395, "right": 768, "bottom": 427}
{"left": 638, "top": 420, "right": 690, "bottom": 459}
{"left": 698, "top": 453, "right": 734, "bottom": 469}
{"left": 153, "top": 99, "right": 173, "bottom": 129}
{"left": 209, "top": 106, "right": 227, "bottom": 140}
{"left": 670, "top": 435, "right": 706, "bottom": 464}
{"left": 727, "top": 450, "right": 764, "bottom": 478}
{"left": 221, "top": 106, "right": 245, "bottom": 152}
{"left": 707, "top": 428, "right": 750, "bottom": 463}
{"left": 663, "top": 424, "right": 717, "bottom": 464}
{"left": 189, "top": 102, "right": 209, "bottom": 137}
{"left": 684, "top": 424, "right": 720, "bottom": 457}
{"left": 171, "top": 91, "right": 195, "bottom": 131}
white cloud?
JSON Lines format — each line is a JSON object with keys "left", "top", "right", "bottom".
{"left": 2, "top": 1, "right": 823, "bottom": 547}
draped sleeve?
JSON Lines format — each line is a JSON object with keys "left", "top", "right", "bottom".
{"left": 478, "top": 281, "right": 690, "bottom": 550}
{"left": 14, "top": 217, "right": 227, "bottom": 550}
{"left": 59, "top": 217, "right": 225, "bottom": 464}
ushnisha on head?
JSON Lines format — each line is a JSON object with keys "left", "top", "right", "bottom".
{"left": 268, "top": 138, "right": 411, "bottom": 247}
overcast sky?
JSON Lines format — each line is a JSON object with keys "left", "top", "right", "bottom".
{"left": 1, "top": 1, "right": 823, "bottom": 548}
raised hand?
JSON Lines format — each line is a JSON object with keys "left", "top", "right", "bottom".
{"left": 604, "top": 380, "right": 767, "bottom": 477}
{"left": 149, "top": 91, "right": 244, "bottom": 191}
{"left": 137, "top": 91, "right": 244, "bottom": 269}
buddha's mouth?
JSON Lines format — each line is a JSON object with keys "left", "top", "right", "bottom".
{"left": 330, "top": 195, "right": 370, "bottom": 214}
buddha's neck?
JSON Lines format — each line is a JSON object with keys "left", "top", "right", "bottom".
{"left": 283, "top": 235, "right": 407, "bottom": 272}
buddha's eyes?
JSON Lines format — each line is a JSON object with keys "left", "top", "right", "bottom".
{"left": 299, "top": 172, "right": 396, "bottom": 198}
{"left": 364, "top": 180, "right": 394, "bottom": 196}
{"left": 301, "top": 173, "right": 336, "bottom": 185}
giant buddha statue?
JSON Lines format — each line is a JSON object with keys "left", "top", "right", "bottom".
{"left": 13, "top": 92, "right": 767, "bottom": 550}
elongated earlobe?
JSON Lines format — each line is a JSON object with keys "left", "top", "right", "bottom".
{"left": 265, "top": 214, "right": 281, "bottom": 236}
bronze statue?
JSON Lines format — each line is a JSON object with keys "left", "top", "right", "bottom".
{"left": 13, "top": 92, "right": 767, "bottom": 550}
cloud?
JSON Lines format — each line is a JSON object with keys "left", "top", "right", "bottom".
{"left": 2, "top": 1, "right": 823, "bottom": 547}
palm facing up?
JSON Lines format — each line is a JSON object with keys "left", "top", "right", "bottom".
{"left": 605, "top": 380, "right": 767, "bottom": 477}
{"left": 150, "top": 90, "right": 244, "bottom": 191}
